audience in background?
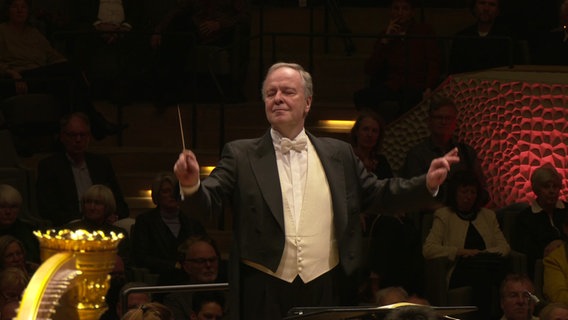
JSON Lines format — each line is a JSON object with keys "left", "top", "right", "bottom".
{"left": 423, "top": 170, "right": 510, "bottom": 319}
{"left": 101, "top": 282, "right": 152, "bottom": 320}
{"left": 0, "top": 267, "right": 28, "bottom": 318}
{"left": 132, "top": 172, "right": 206, "bottom": 282}
{"left": 121, "top": 302, "right": 174, "bottom": 320}
{"left": 36, "top": 112, "right": 129, "bottom": 227}
{"left": 539, "top": 302, "right": 568, "bottom": 320}
{"left": 0, "top": 235, "right": 38, "bottom": 277}
{"left": 0, "top": 0, "right": 123, "bottom": 139}
{"left": 499, "top": 273, "right": 539, "bottom": 320}
{"left": 190, "top": 291, "right": 224, "bottom": 320}
{"left": 543, "top": 212, "right": 568, "bottom": 305}
{"left": 532, "top": 0, "right": 568, "bottom": 65}
{"left": 448, "top": 0, "right": 514, "bottom": 74}
{"left": 400, "top": 94, "right": 486, "bottom": 210}
{"left": 62, "top": 184, "right": 130, "bottom": 261}
{"left": 163, "top": 235, "right": 226, "bottom": 320}
{"left": 514, "top": 163, "right": 568, "bottom": 281}
{"left": 353, "top": 0, "right": 441, "bottom": 122}
{"left": 149, "top": 0, "right": 251, "bottom": 105}
{"left": 0, "top": 184, "right": 39, "bottom": 264}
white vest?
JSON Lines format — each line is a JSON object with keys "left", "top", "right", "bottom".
{"left": 247, "top": 147, "right": 339, "bottom": 283}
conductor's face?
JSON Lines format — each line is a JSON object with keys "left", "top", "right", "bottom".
{"left": 263, "top": 67, "right": 312, "bottom": 138}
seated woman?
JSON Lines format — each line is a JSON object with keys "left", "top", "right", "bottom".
{"left": 62, "top": 184, "right": 129, "bottom": 262}
{"left": 423, "top": 170, "right": 510, "bottom": 319}
{"left": 0, "top": 0, "right": 123, "bottom": 139}
{"left": 0, "top": 267, "right": 29, "bottom": 318}
{"left": 0, "top": 235, "right": 38, "bottom": 277}
{"left": 0, "top": 184, "right": 40, "bottom": 264}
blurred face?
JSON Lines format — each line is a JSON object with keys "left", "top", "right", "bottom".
{"left": 534, "top": 180, "right": 561, "bottom": 209}
{"left": 8, "top": 0, "right": 29, "bottom": 25}
{"left": 456, "top": 185, "right": 477, "bottom": 212}
{"left": 390, "top": 0, "right": 414, "bottom": 26}
{"left": 2, "top": 242, "right": 25, "bottom": 270}
{"left": 157, "top": 180, "right": 180, "bottom": 212}
{"left": 355, "top": 117, "right": 380, "bottom": 150}
{"left": 0, "top": 202, "right": 19, "bottom": 228}
{"left": 428, "top": 105, "right": 457, "bottom": 140}
{"left": 60, "top": 116, "right": 91, "bottom": 157}
{"left": 191, "top": 302, "right": 223, "bottom": 320}
{"left": 474, "top": 0, "right": 499, "bottom": 24}
{"left": 263, "top": 67, "right": 311, "bottom": 138}
{"left": 116, "top": 292, "right": 151, "bottom": 316}
{"left": 182, "top": 241, "right": 219, "bottom": 284}
{"left": 548, "top": 308, "right": 568, "bottom": 320}
{"left": 82, "top": 198, "right": 107, "bottom": 224}
{"left": 500, "top": 281, "right": 534, "bottom": 320}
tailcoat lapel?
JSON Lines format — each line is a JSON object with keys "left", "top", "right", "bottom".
{"left": 249, "top": 132, "right": 285, "bottom": 230}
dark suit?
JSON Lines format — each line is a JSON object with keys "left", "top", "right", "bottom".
{"left": 188, "top": 130, "right": 433, "bottom": 319}
{"left": 36, "top": 152, "right": 129, "bottom": 227}
{"left": 132, "top": 207, "right": 207, "bottom": 279}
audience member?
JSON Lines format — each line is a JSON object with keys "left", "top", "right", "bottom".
{"left": 163, "top": 235, "right": 225, "bottom": 320}
{"left": 514, "top": 163, "right": 568, "bottom": 281}
{"left": 0, "top": 267, "right": 28, "bottom": 311}
{"left": 190, "top": 291, "right": 224, "bottom": 320}
{"left": 0, "top": 0, "right": 124, "bottom": 139}
{"left": 350, "top": 111, "right": 393, "bottom": 180}
{"left": 353, "top": 0, "right": 441, "bottom": 121}
{"left": 101, "top": 282, "right": 152, "bottom": 320}
{"left": 368, "top": 211, "right": 424, "bottom": 297}
{"left": 448, "top": 0, "right": 514, "bottom": 74}
{"left": 132, "top": 172, "right": 206, "bottom": 281}
{"left": 36, "top": 112, "right": 129, "bottom": 227}
{"left": 543, "top": 212, "right": 568, "bottom": 304}
{"left": 149, "top": 0, "right": 251, "bottom": 104}
{"left": 121, "top": 302, "right": 173, "bottom": 320}
{"left": 0, "top": 235, "right": 38, "bottom": 277}
{"left": 423, "top": 170, "right": 510, "bottom": 319}
{"left": 0, "top": 184, "right": 39, "bottom": 263}
{"left": 539, "top": 302, "right": 568, "bottom": 320}
{"left": 62, "top": 184, "right": 130, "bottom": 260}
{"left": 499, "top": 273, "right": 539, "bottom": 320}
{"left": 400, "top": 94, "right": 486, "bottom": 210}
{"left": 375, "top": 286, "right": 409, "bottom": 306}
{"left": 0, "top": 299, "right": 18, "bottom": 320}
{"left": 532, "top": 0, "right": 568, "bottom": 65}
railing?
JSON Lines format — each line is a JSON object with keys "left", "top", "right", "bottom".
{"left": 121, "top": 282, "right": 230, "bottom": 315}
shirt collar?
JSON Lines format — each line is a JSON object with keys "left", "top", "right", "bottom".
{"left": 530, "top": 200, "right": 565, "bottom": 213}
{"left": 270, "top": 128, "right": 307, "bottom": 145}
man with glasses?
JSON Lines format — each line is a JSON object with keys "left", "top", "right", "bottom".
{"left": 36, "top": 112, "right": 129, "bottom": 226}
{"left": 164, "top": 235, "right": 226, "bottom": 320}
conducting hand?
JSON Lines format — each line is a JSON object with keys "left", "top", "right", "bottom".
{"left": 426, "top": 148, "right": 460, "bottom": 192}
{"left": 173, "top": 150, "right": 200, "bottom": 188}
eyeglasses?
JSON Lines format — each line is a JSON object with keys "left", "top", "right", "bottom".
{"left": 186, "top": 257, "right": 218, "bottom": 265}
{"left": 64, "top": 131, "right": 90, "bottom": 139}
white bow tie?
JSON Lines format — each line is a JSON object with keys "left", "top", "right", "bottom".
{"left": 280, "top": 137, "right": 307, "bottom": 153}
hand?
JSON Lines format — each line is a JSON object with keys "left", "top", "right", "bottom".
{"left": 457, "top": 248, "right": 481, "bottom": 257}
{"left": 173, "top": 150, "right": 200, "bottom": 188}
{"left": 381, "top": 18, "right": 401, "bottom": 44}
{"left": 150, "top": 34, "right": 162, "bottom": 49}
{"left": 199, "top": 20, "right": 221, "bottom": 37}
{"left": 426, "top": 148, "right": 460, "bottom": 192}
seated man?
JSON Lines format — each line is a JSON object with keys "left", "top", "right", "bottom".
{"left": 499, "top": 273, "right": 539, "bottom": 320}
{"left": 163, "top": 235, "right": 227, "bottom": 320}
{"left": 36, "top": 112, "right": 129, "bottom": 227}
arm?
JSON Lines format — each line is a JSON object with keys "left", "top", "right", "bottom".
{"left": 423, "top": 209, "right": 460, "bottom": 260}
{"left": 543, "top": 245, "right": 568, "bottom": 304}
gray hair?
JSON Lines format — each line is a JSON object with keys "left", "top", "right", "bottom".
{"left": 531, "top": 163, "right": 562, "bottom": 190}
{"left": 261, "top": 62, "right": 313, "bottom": 100}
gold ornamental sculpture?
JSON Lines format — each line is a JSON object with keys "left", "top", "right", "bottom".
{"left": 16, "top": 229, "right": 124, "bottom": 320}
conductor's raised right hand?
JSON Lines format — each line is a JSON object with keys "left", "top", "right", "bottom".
{"left": 173, "top": 150, "right": 200, "bottom": 188}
